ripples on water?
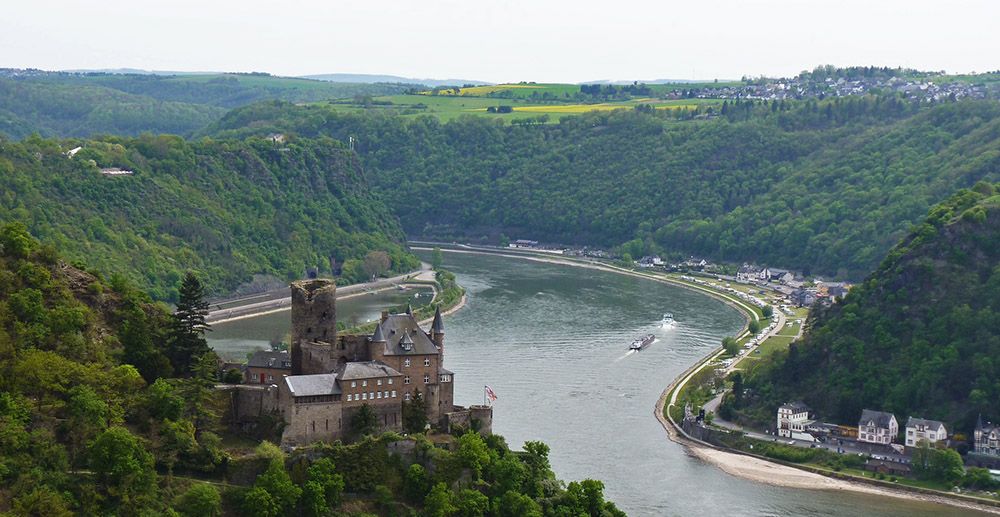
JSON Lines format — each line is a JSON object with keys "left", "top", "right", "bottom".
{"left": 431, "top": 252, "right": 988, "bottom": 517}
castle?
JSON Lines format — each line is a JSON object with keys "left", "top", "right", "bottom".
{"left": 269, "top": 278, "right": 490, "bottom": 446}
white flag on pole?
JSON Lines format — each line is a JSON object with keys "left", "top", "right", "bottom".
{"left": 485, "top": 385, "right": 498, "bottom": 403}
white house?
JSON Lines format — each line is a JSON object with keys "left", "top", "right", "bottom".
{"left": 905, "top": 417, "right": 947, "bottom": 447}
{"left": 777, "top": 401, "right": 813, "bottom": 440}
{"left": 737, "top": 264, "right": 769, "bottom": 283}
{"left": 859, "top": 409, "right": 898, "bottom": 445}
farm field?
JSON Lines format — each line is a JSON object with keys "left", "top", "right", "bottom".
{"left": 322, "top": 94, "right": 719, "bottom": 122}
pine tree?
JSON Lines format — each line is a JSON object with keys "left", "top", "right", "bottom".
{"left": 168, "top": 272, "right": 211, "bottom": 375}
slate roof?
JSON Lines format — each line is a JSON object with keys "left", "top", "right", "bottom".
{"left": 338, "top": 361, "right": 402, "bottom": 380}
{"left": 247, "top": 350, "right": 292, "bottom": 370}
{"left": 859, "top": 409, "right": 896, "bottom": 428}
{"left": 779, "top": 401, "right": 810, "bottom": 413}
{"left": 285, "top": 373, "right": 341, "bottom": 397}
{"left": 906, "top": 417, "right": 946, "bottom": 433}
{"left": 431, "top": 307, "right": 444, "bottom": 334}
{"left": 375, "top": 313, "right": 439, "bottom": 356}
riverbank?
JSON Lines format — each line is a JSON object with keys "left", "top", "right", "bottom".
{"left": 420, "top": 243, "right": 1000, "bottom": 515}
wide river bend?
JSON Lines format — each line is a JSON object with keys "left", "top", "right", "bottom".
{"left": 210, "top": 251, "right": 986, "bottom": 516}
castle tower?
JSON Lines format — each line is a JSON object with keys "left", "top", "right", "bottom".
{"left": 430, "top": 306, "right": 445, "bottom": 362}
{"left": 290, "top": 279, "right": 337, "bottom": 375}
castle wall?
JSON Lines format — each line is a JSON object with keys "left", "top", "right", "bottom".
{"left": 443, "top": 405, "right": 493, "bottom": 435}
{"left": 219, "top": 384, "right": 281, "bottom": 433}
{"left": 296, "top": 341, "right": 337, "bottom": 376}
{"left": 282, "top": 399, "right": 344, "bottom": 446}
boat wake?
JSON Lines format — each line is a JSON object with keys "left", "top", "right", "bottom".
{"left": 614, "top": 350, "right": 637, "bottom": 362}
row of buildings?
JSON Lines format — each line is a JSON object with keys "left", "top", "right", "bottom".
{"left": 777, "top": 402, "right": 1000, "bottom": 465}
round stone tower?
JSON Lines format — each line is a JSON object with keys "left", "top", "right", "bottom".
{"left": 290, "top": 279, "right": 337, "bottom": 375}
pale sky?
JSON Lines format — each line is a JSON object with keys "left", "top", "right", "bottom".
{"left": 3, "top": 0, "right": 998, "bottom": 83}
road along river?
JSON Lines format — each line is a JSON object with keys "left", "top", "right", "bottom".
{"left": 210, "top": 250, "right": 990, "bottom": 516}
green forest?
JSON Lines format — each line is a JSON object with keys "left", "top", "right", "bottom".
{"left": 206, "top": 97, "right": 1000, "bottom": 279}
{"left": 0, "top": 134, "right": 418, "bottom": 301}
{"left": 0, "top": 72, "right": 414, "bottom": 138}
{"left": 730, "top": 183, "right": 1000, "bottom": 435}
{"left": 0, "top": 224, "right": 621, "bottom": 516}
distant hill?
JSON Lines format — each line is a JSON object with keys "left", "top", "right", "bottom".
{"left": 302, "top": 73, "right": 491, "bottom": 87}
{"left": 205, "top": 98, "right": 1000, "bottom": 279}
{"left": 0, "top": 70, "right": 414, "bottom": 138}
{"left": 0, "top": 134, "right": 418, "bottom": 300}
{"left": 739, "top": 183, "right": 1000, "bottom": 433}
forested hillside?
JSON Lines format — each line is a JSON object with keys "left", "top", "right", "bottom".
{"left": 0, "top": 225, "right": 622, "bottom": 516}
{"left": 0, "top": 134, "right": 417, "bottom": 300}
{"left": 0, "top": 72, "right": 414, "bottom": 138}
{"left": 207, "top": 98, "right": 1000, "bottom": 278}
{"left": 735, "top": 183, "right": 1000, "bottom": 432}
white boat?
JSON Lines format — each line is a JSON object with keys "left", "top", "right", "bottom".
{"left": 629, "top": 334, "right": 656, "bottom": 351}
{"left": 661, "top": 312, "right": 676, "bottom": 328}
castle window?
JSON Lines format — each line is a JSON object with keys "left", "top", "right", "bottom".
{"left": 391, "top": 390, "right": 396, "bottom": 398}
{"left": 377, "top": 392, "right": 382, "bottom": 399}
{"left": 423, "top": 374, "right": 430, "bottom": 383}
{"left": 377, "top": 379, "right": 382, "bottom": 386}
{"left": 347, "top": 394, "right": 352, "bottom": 401}
{"left": 424, "top": 358, "right": 431, "bottom": 367}
{"left": 384, "top": 391, "right": 389, "bottom": 398}
{"left": 362, "top": 380, "right": 367, "bottom": 387}
{"left": 404, "top": 376, "right": 411, "bottom": 384}
{"left": 362, "top": 393, "right": 367, "bottom": 400}
{"left": 370, "top": 391, "right": 374, "bottom": 400}
{"left": 351, "top": 381, "right": 356, "bottom": 388}
{"left": 404, "top": 359, "right": 411, "bottom": 368}
{"left": 404, "top": 393, "right": 411, "bottom": 401}
{"left": 388, "top": 378, "right": 393, "bottom": 385}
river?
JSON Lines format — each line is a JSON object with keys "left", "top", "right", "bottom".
{"left": 210, "top": 251, "right": 988, "bottom": 516}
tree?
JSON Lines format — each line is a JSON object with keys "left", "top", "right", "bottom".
{"left": 730, "top": 372, "right": 745, "bottom": 407}
{"left": 181, "top": 352, "right": 221, "bottom": 434}
{"left": 88, "top": 427, "right": 156, "bottom": 508}
{"left": 455, "top": 489, "right": 489, "bottom": 517}
{"left": 167, "top": 272, "right": 211, "bottom": 375}
{"left": 457, "top": 431, "right": 492, "bottom": 478}
{"left": 431, "top": 247, "right": 444, "bottom": 270}
{"left": 423, "top": 482, "right": 456, "bottom": 517}
{"left": 404, "top": 463, "right": 429, "bottom": 502}
{"left": 173, "top": 484, "right": 221, "bottom": 517}
{"left": 722, "top": 336, "right": 740, "bottom": 356}
{"left": 12, "top": 486, "right": 73, "bottom": 517}
{"left": 255, "top": 459, "right": 302, "bottom": 514}
{"left": 147, "top": 378, "right": 184, "bottom": 421}
{"left": 498, "top": 490, "right": 541, "bottom": 517}
{"left": 350, "top": 403, "right": 378, "bottom": 437}
{"left": 362, "top": 250, "right": 391, "bottom": 280}
{"left": 748, "top": 319, "right": 762, "bottom": 334}
{"left": 65, "top": 385, "right": 113, "bottom": 464}
{"left": 298, "top": 461, "right": 346, "bottom": 515}
{"left": 762, "top": 305, "right": 773, "bottom": 318}
{"left": 403, "top": 391, "right": 428, "bottom": 433}
{"left": 242, "top": 487, "right": 281, "bottom": 517}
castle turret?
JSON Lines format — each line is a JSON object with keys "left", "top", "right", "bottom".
{"left": 290, "top": 279, "right": 337, "bottom": 375}
{"left": 430, "top": 306, "right": 445, "bottom": 357}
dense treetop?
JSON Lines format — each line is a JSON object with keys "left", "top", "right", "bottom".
{"left": 0, "top": 72, "right": 414, "bottom": 138}
{"left": 206, "top": 97, "right": 1000, "bottom": 278}
{"left": 0, "top": 134, "right": 417, "bottom": 300}
{"left": 735, "top": 183, "right": 1000, "bottom": 435}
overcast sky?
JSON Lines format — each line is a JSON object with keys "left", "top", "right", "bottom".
{"left": 4, "top": 0, "right": 998, "bottom": 83}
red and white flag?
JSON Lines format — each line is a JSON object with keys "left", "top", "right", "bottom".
{"left": 485, "top": 385, "right": 498, "bottom": 403}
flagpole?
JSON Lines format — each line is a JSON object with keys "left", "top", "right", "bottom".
{"left": 483, "top": 385, "right": 487, "bottom": 406}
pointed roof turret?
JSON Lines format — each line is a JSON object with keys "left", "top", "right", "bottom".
{"left": 405, "top": 303, "right": 413, "bottom": 315}
{"left": 431, "top": 306, "right": 444, "bottom": 334}
{"left": 977, "top": 413, "right": 985, "bottom": 430}
{"left": 371, "top": 323, "right": 386, "bottom": 343}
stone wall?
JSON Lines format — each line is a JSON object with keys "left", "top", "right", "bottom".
{"left": 219, "top": 384, "right": 281, "bottom": 433}
{"left": 443, "top": 405, "right": 493, "bottom": 435}
{"left": 282, "top": 399, "right": 345, "bottom": 447}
